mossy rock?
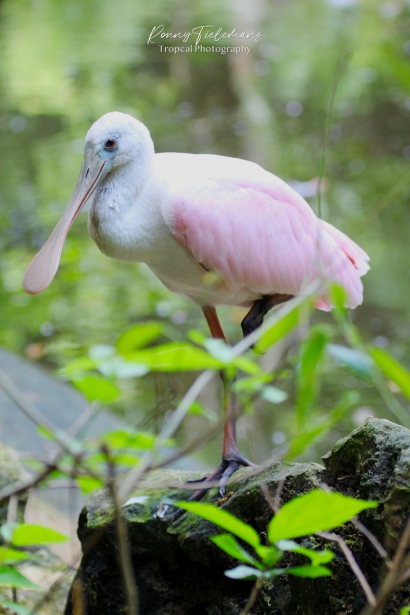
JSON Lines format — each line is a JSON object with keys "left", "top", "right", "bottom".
{"left": 66, "top": 418, "right": 410, "bottom": 614}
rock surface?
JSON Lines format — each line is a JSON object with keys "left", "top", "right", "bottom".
{"left": 65, "top": 418, "right": 410, "bottom": 614}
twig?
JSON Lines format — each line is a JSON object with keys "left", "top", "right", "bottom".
{"left": 105, "top": 446, "right": 139, "bottom": 615}
{"left": 392, "top": 561, "right": 410, "bottom": 590}
{"left": 117, "top": 370, "right": 215, "bottom": 504}
{"left": 6, "top": 495, "right": 18, "bottom": 525}
{"left": 30, "top": 563, "right": 79, "bottom": 615}
{"left": 0, "top": 403, "right": 97, "bottom": 501}
{"left": 259, "top": 477, "right": 284, "bottom": 515}
{"left": 272, "top": 479, "right": 285, "bottom": 514}
{"left": 70, "top": 574, "right": 86, "bottom": 615}
{"left": 317, "top": 531, "right": 376, "bottom": 606}
{"left": 240, "top": 578, "right": 264, "bottom": 615}
{"left": 0, "top": 368, "right": 68, "bottom": 450}
{"left": 0, "top": 367, "right": 98, "bottom": 458}
{"left": 317, "top": 48, "right": 353, "bottom": 218}
{"left": 355, "top": 168, "right": 410, "bottom": 236}
{"left": 352, "top": 518, "right": 389, "bottom": 562}
{"left": 359, "top": 516, "right": 410, "bottom": 615}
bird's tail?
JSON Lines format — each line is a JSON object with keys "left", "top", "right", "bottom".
{"left": 313, "top": 219, "right": 370, "bottom": 311}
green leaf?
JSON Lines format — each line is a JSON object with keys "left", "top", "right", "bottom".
{"left": 72, "top": 374, "right": 120, "bottom": 402}
{"left": 327, "top": 344, "right": 373, "bottom": 381}
{"left": 77, "top": 475, "right": 104, "bottom": 495}
{"left": 116, "top": 322, "right": 165, "bottom": 353}
{"left": 224, "top": 565, "right": 263, "bottom": 580}
{"left": 3, "top": 601, "right": 32, "bottom": 615}
{"left": 329, "top": 284, "right": 347, "bottom": 312}
{"left": 172, "top": 501, "right": 260, "bottom": 548}
{"left": 204, "top": 338, "right": 234, "bottom": 362}
{"left": 10, "top": 524, "right": 67, "bottom": 546}
{"left": 232, "top": 356, "right": 261, "bottom": 375}
{"left": 255, "top": 301, "right": 311, "bottom": 354}
{"left": 0, "top": 524, "right": 17, "bottom": 543}
{"left": 188, "top": 330, "right": 206, "bottom": 346}
{"left": 0, "top": 566, "right": 40, "bottom": 589}
{"left": 100, "top": 429, "right": 157, "bottom": 450}
{"left": 287, "top": 424, "right": 328, "bottom": 460}
{"left": 233, "top": 374, "right": 271, "bottom": 393}
{"left": 287, "top": 391, "right": 359, "bottom": 460}
{"left": 36, "top": 425, "right": 56, "bottom": 441}
{"left": 276, "top": 540, "right": 334, "bottom": 566}
{"left": 61, "top": 356, "right": 97, "bottom": 378}
{"left": 0, "top": 547, "right": 36, "bottom": 564}
{"left": 97, "top": 356, "right": 149, "bottom": 379}
{"left": 261, "top": 386, "right": 288, "bottom": 404}
{"left": 130, "top": 343, "right": 224, "bottom": 371}
{"left": 297, "top": 328, "right": 329, "bottom": 426}
{"left": 371, "top": 347, "right": 410, "bottom": 401}
{"left": 188, "top": 401, "right": 217, "bottom": 423}
{"left": 254, "top": 545, "right": 282, "bottom": 567}
{"left": 89, "top": 344, "right": 116, "bottom": 361}
{"left": 111, "top": 452, "right": 140, "bottom": 466}
{"left": 210, "top": 534, "right": 261, "bottom": 567}
{"left": 268, "top": 490, "right": 378, "bottom": 542}
{"left": 400, "top": 607, "right": 410, "bottom": 615}
{"left": 287, "top": 565, "right": 332, "bottom": 578}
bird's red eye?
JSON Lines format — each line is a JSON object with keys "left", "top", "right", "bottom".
{"left": 104, "top": 138, "right": 117, "bottom": 151}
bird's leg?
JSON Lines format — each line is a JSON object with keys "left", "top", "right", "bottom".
{"left": 202, "top": 306, "right": 256, "bottom": 479}
{"left": 169, "top": 307, "right": 256, "bottom": 523}
{"left": 241, "top": 293, "right": 293, "bottom": 338}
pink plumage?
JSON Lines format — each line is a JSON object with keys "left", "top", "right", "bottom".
{"left": 161, "top": 153, "right": 370, "bottom": 311}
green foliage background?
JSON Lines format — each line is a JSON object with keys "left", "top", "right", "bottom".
{"left": 1, "top": 0, "right": 410, "bottom": 466}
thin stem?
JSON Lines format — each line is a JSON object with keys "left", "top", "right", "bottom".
{"left": 105, "top": 447, "right": 139, "bottom": 615}
{"left": 317, "top": 531, "right": 376, "bottom": 606}
{"left": 355, "top": 168, "right": 410, "bottom": 236}
{"left": 71, "top": 576, "right": 86, "bottom": 615}
{"left": 351, "top": 518, "right": 389, "bottom": 562}
{"left": 240, "top": 578, "right": 264, "bottom": 615}
{"left": 0, "top": 368, "right": 98, "bottom": 457}
{"left": 260, "top": 479, "right": 283, "bottom": 515}
{"left": 118, "top": 369, "right": 214, "bottom": 504}
{"left": 0, "top": 404, "right": 98, "bottom": 502}
{"left": 317, "top": 48, "right": 352, "bottom": 218}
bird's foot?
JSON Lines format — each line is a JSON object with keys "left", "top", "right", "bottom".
{"left": 168, "top": 453, "right": 256, "bottom": 524}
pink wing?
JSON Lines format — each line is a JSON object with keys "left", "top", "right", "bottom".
{"left": 161, "top": 159, "right": 369, "bottom": 309}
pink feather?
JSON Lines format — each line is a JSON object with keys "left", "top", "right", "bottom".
{"left": 162, "top": 156, "right": 369, "bottom": 310}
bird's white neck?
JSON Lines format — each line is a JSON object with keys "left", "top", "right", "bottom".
{"left": 87, "top": 140, "right": 171, "bottom": 263}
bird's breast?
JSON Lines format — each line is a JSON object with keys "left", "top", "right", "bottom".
{"left": 86, "top": 170, "right": 261, "bottom": 308}
{"left": 87, "top": 180, "right": 168, "bottom": 263}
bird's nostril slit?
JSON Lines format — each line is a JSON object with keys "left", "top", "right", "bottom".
{"left": 85, "top": 168, "right": 89, "bottom": 178}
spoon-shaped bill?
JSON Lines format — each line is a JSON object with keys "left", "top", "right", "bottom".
{"left": 23, "top": 155, "right": 108, "bottom": 295}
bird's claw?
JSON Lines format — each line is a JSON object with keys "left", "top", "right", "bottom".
{"left": 167, "top": 455, "right": 256, "bottom": 525}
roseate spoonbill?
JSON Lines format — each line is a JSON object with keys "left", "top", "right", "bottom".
{"left": 22, "top": 111, "right": 370, "bottom": 500}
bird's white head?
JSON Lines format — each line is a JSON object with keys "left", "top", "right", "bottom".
{"left": 86, "top": 111, "right": 154, "bottom": 173}
{"left": 22, "top": 112, "right": 154, "bottom": 295}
